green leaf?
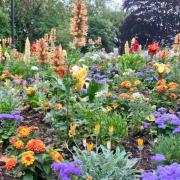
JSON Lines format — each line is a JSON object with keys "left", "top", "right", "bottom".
{"left": 22, "top": 174, "right": 34, "bottom": 180}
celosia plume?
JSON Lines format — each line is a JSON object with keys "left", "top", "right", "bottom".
{"left": 70, "top": 0, "right": 88, "bottom": 47}
{"left": 24, "top": 37, "right": 31, "bottom": 63}
{"left": 37, "top": 38, "right": 48, "bottom": 64}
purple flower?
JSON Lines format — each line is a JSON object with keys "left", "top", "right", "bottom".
{"left": 172, "top": 127, "right": 180, "bottom": 134}
{"left": 157, "top": 163, "right": 180, "bottom": 180}
{"left": 0, "top": 112, "right": 24, "bottom": 121}
{"left": 81, "top": 88, "right": 87, "bottom": 94}
{"left": 144, "top": 122, "right": 152, "bottom": 129}
{"left": 142, "top": 172, "right": 158, "bottom": 180}
{"left": 51, "top": 160, "right": 83, "bottom": 180}
{"left": 151, "top": 154, "right": 166, "bottom": 162}
{"left": 153, "top": 111, "right": 161, "bottom": 118}
{"left": 144, "top": 77, "right": 154, "bottom": 81}
{"left": 157, "top": 107, "right": 167, "bottom": 114}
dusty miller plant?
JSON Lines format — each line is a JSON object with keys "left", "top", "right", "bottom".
{"left": 73, "top": 146, "right": 139, "bottom": 180}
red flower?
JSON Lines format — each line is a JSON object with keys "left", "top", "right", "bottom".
{"left": 57, "top": 66, "right": 65, "bottom": 78}
{"left": 148, "top": 43, "right": 159, "bottom": 56}
{"left": 130, "top": 40, "right": 140, "bottom": 53}
{"left": 3, "top": 70, "right": 10, "bottom": 75}
{"left": 31, "top": 44, "right": 37, "bottom": 53}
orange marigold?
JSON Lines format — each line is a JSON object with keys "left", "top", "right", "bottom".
{"left": 120, "top": 80, "right": 132, "bottom": 89}
{"left": 156, "top": 85, "right": 168, "bottom": 93}
{"left": 27, "top": 139, "right": 46, "bottom": 153}
{"left": 50, "top": 150, "right": 63, "bottom": 162}
{"left": 6, "top": 158, "right": 17, "bottom": 170}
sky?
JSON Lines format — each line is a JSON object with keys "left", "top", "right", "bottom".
{"left": 107, "top": 0, "right": 124, "bottom": 10}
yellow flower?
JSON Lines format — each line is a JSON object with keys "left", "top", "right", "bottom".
{"left": 68, "top": 124, "right": 77, "bottom": 137}
{"left": 18, "top": 127, "right": 30, "bottom": 138}
{"left": 147, "top": 115, "right": 155, "bottom": 122}
{"left": 137, "top": 138, "right": 144, "bottom": 147}
{"left": 95, "top": 124, "right": 101, "bottom": 134}
{"left": 108, "top": 126, "right": 114, "bottom": 136}
{"left": 50, "top": 150, "right": 63, "bottom": 162}
{"left": 107, "top": 141, "right": 111, "bottom": 150}
{"left": 21, "top": 151, "right": 35, "bottom": 167}
{"left": 106, "top": 92, "right": 113, "bottom": 97}
{"left": 157, "top": 66, "right": 165, "bottom": 74}
{"left": 55, "top": 103, "right": 63, "bottom": 110}
{"left": 41, "top": 102, "right": 51, "bottom": 110}
{"left": 87, "top": 142, "right": 94, "bottom": 152}
{"left": 134, "top": 80, "right": 142, "bottom": 86}
{"left": 26, "top": 87, "right": 35, "bottom": 95}
{"left": 86, "top": 177, "right": 93, "bottom": 180}
{"left": 111, "top": 103, "right": 118, "bottom": 109}
{"left": 106, "top": 106, "right": 112, "bottom": 112}
{"left": 13, "top": 140, "right": 24, "bottom": 149}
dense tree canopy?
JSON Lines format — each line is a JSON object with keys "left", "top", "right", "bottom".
{"left": 118, "top": 0, "right": 180, "bottom": 48}
{"left": 0, "top": 0, "right": 124, "bottom": 51}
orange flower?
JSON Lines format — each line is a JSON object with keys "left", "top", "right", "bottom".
{"left": 167, "top": 93, "right": 177, "bottom": 100}
{"left": 156, "top": 85, "right": 168, "bottom": 93}
{"left": 119, "top": 93, "right": 130, "bottom": 100}
{"left": 57, "top": 66, "right": 65, "bottom": 78}
{"left": 13, "top": 140, "right": 24, "bottom": 149}
{"left": 87, "top": 142, "right": 94, "bottom": 152}
{"left": 50, "top": 150, "right": 63, "bottom": 162}
{"left": 6, "top": 158, "right": 17, "bottom": 170}
{"left": 157, "top": 79, "right": 166, "bottom": 86}
{"left": 120, "top": 80, "right": 132, "bottom": 89}
{"left": 18, "top": 126, "right": 31, "bottom": 138}
{"left": 137, "top": 138, "right": 144, "bottom": 147}
{"left": 95, "top": 124, "right": 101, "bottom": 134}
{"left": 158, "top": 50, "right": 168, "bottom": 59}
{"left": 27, "top": 139, "right": 46, "bottom": 153}
{"left": 86, "top": 177, "right": 93, "bottom": 180}
{"left": 21, "top": 151, "right": 35, "bottom": 167}
{"left": 168, "top": 82, "right": 179, "bottom": 90}
{"left": 148, "top": 43, "right": 159, "bottom": 56}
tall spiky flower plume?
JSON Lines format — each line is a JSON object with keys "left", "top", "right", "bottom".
{"left": 50, "top": 45, "right": 66, "bottom": 68}
{"left": 70, "top": 0, "right": 88, "bottom": 47}
{"left": 173, "top": 33, "right": 180, "bottom": 53}
{"left": 124, "top": 41, "right": 129, "bottom": 54}
{"left": 50, "top": 28, "right": 57, "bottom": 44}
{"left": 24, "top": 37, "right": 31, "bottom": 63}
{"left": 0, "top": 45, "right": 2, "bottom": 63}
{"left": 37, "top": 39, "right": 48, "bottom": 64}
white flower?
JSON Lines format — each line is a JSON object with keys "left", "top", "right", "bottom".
{"left": 31, "top": 66, "right": 39, "bottom": 71}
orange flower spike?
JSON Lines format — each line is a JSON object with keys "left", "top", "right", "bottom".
{"left": 6, "top": 158, "right": 17, "bottom": 170}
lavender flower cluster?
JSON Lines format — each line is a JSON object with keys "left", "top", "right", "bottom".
{"left": 153, "top": 108, "right": 180, "bottom": 134}
{"left": 51, "top": 160, "right": 83, "bottom": 180}
{"left": 142, "top": 163, "right": 180, "bottom": 180}
{"left": 0, "top": 111, "right": 24, "bottom": 121}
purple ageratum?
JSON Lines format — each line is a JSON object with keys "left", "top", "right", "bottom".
{"left": 51, "top": 160, "right": 83, "bottom": 180}
{"left": 0, "top": 111, "right": 24, "bottom": 121}
{"left": 142, "top": 172, "right": 158, "bottom": 180}
{"left": 157, "top": 163, "right": 180, "bottom": 180}
{"left": 172, "top": 126, "right": 180, "bottom": 134}
{"left": 144, "top": 122, "right": 152, "bottom": 129}
{"left": 157, "top": 107, "right": 167, "bottom": 114}
{"left": 142, "top": 163, "right": 180, "bottom": 180}
{"left": 144, "top": 77, "right": 154, "bottom": 81}
{"left": 151, "top": 154, "right": 166, "bottom": 162}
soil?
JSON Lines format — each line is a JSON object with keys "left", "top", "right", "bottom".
{"left": 0, "top": 109, "right": 154, "bottom": 179}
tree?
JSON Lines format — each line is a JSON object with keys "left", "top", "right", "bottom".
{"left": 118, "top": 0, "right": 180, "bottom": 49}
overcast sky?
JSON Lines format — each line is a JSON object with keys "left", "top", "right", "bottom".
{"left": 107, "top": 0, "right": 124, "bottom": 10}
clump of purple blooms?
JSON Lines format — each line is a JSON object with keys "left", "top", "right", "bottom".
{"left": 142, "top": 163, "right": 180, "bottom": 180}
{"left": 151, "top": 154, "right": 166, "bottom": 162}
{"left": 51, "top": 160, "right": 83, "bottom": 180}
{"left": 148, "top": 107, "right": 180, "bottom": 134}
{"left": 0, "top": 111, "right": 24, "bottom": 121}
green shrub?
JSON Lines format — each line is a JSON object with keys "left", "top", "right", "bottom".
{"left": 153, "top": 134, "right": 180, "bottom": 164}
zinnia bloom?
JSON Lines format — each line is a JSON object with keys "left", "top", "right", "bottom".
{"left": 120, "top": 80, "right": 132, "bottom": 89}
{"left": 156, "top": 85, "right": 168, "bottom": 93}
{"left": 21, "top": 151, "right": 35, "bottom": 167}
{"left": 6, "top": 158, "right": 17, "bottom": 170}
{"left": 27, "top": 139, "right": 46, "bottom": 153}
{"left": 18, "top": 126, "right": 31, "bottom": 138}
{"left": 137, "top": 138, "right": 144, "bottom": 147}
{"left": 13, "top": 140, "right": 24, "bottom": 149}
{"left": 50, "top": 150, "right": 63, "bottom": 162}
{"left": 26, "top": 87, "right": 35, "bottom": 95}
{"left": 119, "top": 93, "right": 130, "bottom": 100}
{"left": 87, "top": 142, "right": 94, "bottom": 152}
